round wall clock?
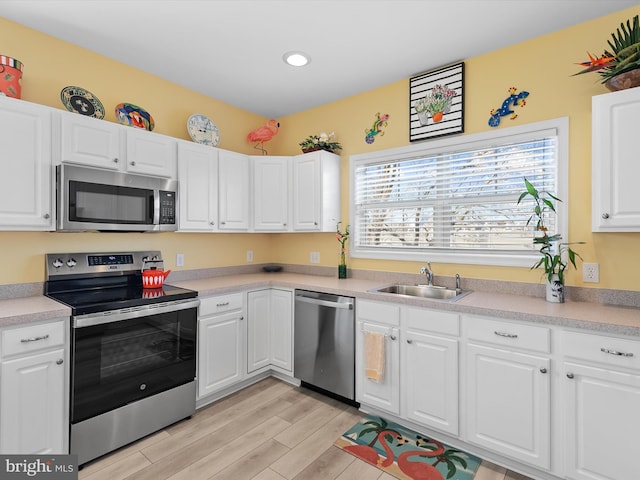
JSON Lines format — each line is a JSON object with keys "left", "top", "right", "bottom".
{"left": 187, "top": 114, "right": 220, "bottom": 146}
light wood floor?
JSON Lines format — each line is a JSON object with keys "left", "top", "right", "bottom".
{"left": 78, "top": 377, "right": 534, "bottom": 480}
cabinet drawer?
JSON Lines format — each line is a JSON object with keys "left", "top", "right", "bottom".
{"left": 405, "top": 306, "right": 459, "bottom": 336}
{"left": 465, "top": 315, "right": 550, "bottom": 353}
{"left": 357, "top": 299, "right": 400, "bottom": 326}
{"left": 562, "top": 330, "right": 640, "bottom": 369}
{"left": 199, "top": 293, "right": 243, "bottom": 316}
{"left": 1, "top": 321, "right": 65, "bottom": 357}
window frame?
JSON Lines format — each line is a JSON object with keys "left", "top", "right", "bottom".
{"left": 349, "top": 117, "right": 569, "bottom": 267}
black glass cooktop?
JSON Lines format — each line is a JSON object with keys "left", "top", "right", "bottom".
{"left": 47, "top": 283, "right": 197, "bottom": 316}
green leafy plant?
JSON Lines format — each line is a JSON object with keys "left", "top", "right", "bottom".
{"left": 517, "top": 178, "right": 583, "bottom": 284}
{"left": 414, "top": 84, "right": 457, "bottom": 115}
{"left": 574, "top": 14, "right": 640, "bottom": 83}
{"left": 299, "top": 131, "right": 342, "bottom": 152}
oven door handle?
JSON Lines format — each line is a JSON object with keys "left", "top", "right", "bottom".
{"left": 73, "top": 298, "right": 200, "bottom": 328}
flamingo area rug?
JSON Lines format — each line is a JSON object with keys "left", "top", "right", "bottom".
{"left": 334, "top": 416, "right": 481, "bottom": 480}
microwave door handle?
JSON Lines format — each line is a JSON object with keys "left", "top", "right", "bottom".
{"left": 152, "top": 191, "right": 160, "bottom": 225}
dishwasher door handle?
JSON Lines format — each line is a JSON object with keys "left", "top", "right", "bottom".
{"left": 295, "top": 296, "right": 353, "bottom": 310}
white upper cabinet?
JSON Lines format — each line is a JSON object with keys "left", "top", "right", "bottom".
{"left": 177, "top": 141, "right": 218, "bottom": 231}
{"left": 125, "top": 127, "right": 177, "bottom": 178}
{"left": 0, "top": 96, "right": 54, "bottom": 230}
{"left": 592, "top": 87, "right": 640, "bottom": 231}
{"left": 252, "top": 156, "right": 290, "bottom": 231}
{"left": 292, "top": 150, "right": 341, "bottom": 231}
{"left": 60, "top": 112, "right": 176, "bottom": 178}
{"left": 218, "top": 150, "right": 250, "bottom": 230}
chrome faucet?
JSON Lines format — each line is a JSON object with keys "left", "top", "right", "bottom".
{"left": 419, "top": 262, "right": 434, "bottom": 286}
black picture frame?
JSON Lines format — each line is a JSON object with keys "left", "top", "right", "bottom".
{"left": 409, "top": 62, "right": 464, "bottom": 142}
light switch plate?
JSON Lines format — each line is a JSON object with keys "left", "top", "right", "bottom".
{"left": 246, "top": 250, "right": 254, "bottom": 262}
{"left": 310, "top": 252, "right": 320, "bottom": 264}
{"left": 176, "top": 253, "right": 184, "bottom": 267}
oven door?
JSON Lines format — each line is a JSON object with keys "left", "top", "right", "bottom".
{"left": 70, "top": 305, "right": 197, "bottom": 424}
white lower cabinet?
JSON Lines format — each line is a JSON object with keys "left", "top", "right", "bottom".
{"left": 463, "top": 315, "right": 551, "bottom": 470}
{"left": 355, "top": 299, "right": 401, "bottom": 415}
{"left": 0, "top": 319, "right": 67, "bottom": 454}
{"left": 402, "top": 307, "right": 459, "bottom": 436}
{"left": 562, "top": 330, "right": 640, "bottom": 480}
{"left": 197, "top": 293, "right": 245, "bottom": 399}
{"left": 247, "top": 289, "right": 293, "bottom": 374}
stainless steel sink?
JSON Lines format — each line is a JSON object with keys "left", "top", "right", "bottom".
{"left": 370, "top": 284, "right": 471, "bottom": 301}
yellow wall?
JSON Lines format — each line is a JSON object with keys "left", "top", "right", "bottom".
{"left": 1, "top": 7, "right": 640, "bottom": 291}
{"left": 271, "top": 5, "right": 640, "bottom": 291}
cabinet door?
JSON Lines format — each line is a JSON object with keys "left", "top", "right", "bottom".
{"left": 592, "top": 88, "right": 640, "bottom": 231}
{"left": 403, "top": 330, "right": 458, "bottom": 436}
{"left": 60, "top": 112, "right": 121, "bottom": 169}
{"left": 253, "top": 156, "right": 289, "bottom": 231}
{"left": 563, "top": 361, "right": 640, "bottom": 480}
{"left": 356, "top": 321, "right": 400, "bottom": 415}
{"left": 292, "top": 153, "right": 321, "bottom": 230}
{"left": 198, "top": 310, "right": 244, "bottom": 398}
{"left": 465, "top": 343, "right": 550, "bottom": 469}
{"left": 0, "top": 349, "right": 66, "bottom": 454}
{"left": 177, "top": 142, "right": 218, "bottom": 231}
{"left": 270, "top": 289, "right": 293, "bottom": 372}
{"left": 125, "top": 129, "right": 177, "bottom": 178}
{"left": 219, "top": 150, "right": 250, "bottom": 230}
{"left": 247, "top": 290, "right": 271, "bottom": 373}
{"left": 0, "top": 98, "right": 53, "bottom": 230}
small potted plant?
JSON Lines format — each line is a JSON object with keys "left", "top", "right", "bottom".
{"left": 299, "top": 132, "right": 342, "bottom": 154}
{"left": 573, "top": 14, "right": 640, "bottom": 91}
{"left": 518, "top": 178, "right": 583, "bottom": 303}
{"left": 414, "top": 84, "right": 457, "bottom": 125}
{"left": 336, "top": 222, "right": 350, "bottom": 279}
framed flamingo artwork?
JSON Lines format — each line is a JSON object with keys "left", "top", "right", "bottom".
{"left": 409, "top": 62, "right": 464, "bottom": 142}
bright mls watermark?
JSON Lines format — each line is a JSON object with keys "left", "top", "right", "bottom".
{"left": 0, "top": 455, "right": 77, "bottom": 480}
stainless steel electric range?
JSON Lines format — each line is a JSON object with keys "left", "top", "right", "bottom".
{"left": 44, "top": 251, "right": 199, "bottom": 465}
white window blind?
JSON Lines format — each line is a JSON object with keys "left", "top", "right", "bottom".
{"left": 350, "top": 118, "right": 568, "bottom": 266}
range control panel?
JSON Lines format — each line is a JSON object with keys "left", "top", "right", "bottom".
{"left": 45, "top": 251, "right": 162, "bottom": 278}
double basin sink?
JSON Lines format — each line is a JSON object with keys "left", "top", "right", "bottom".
{"left": 370, "top": 283, "right": 471, "bottom": 302}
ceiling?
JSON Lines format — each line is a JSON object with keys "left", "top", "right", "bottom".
{"left": 1, "top": 0, "right": 637, "bottom": 118}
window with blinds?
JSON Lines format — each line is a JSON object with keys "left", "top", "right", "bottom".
{"left": 350, "top": 118, "right": 568, "bottom": 266}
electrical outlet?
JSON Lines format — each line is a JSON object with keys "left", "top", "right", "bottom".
{"left": 176, "top": 253, "right": 184, "bottom": 267}
{"left": 583, "top": 262, "right": 599, "bottom": 283}
{"left": 310, "top": 252, "right": 320, "bottom": 264}
{"left": 246, "top": 250, "right": 254, "bottom": 262}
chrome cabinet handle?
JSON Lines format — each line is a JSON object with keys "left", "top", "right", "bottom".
{"left": 602, "top": 213, "right": 610, "bottom": 219}
{"left": 43, "top": 213, "right": 50, "bottom": 219}
{"left": 406, "top": 339, "right": 413, "bottom": 344}
{"left": 113, "top": 158, "right": 119, "bottom": 163}
{"left": 130, "top": 161, "right": 136, "bottom": 166}
{"left": 216, "top": 302, "right": 230, "bottom": 307}
{"left": 56, "top": 358, "right": 64, "bottom": 365}
{"left": 21, "top": 334, "right": 50, "bottom": 343}
{"left": 540, "top": 367, "right": 547, "bottom": 374}
{"left": 494, "top": 331, "right": 518, "bottom": 339}
{"left": 240, "top": 316, "right": 244, "bottom": 321}
{"left": 601, "top": 347, "right": 634, "bottom": 357}
{"left": 566, "top": 372, "right": 574, "bottom": 379}
{"left": 390, "top": 335, "right": 397, "bottom": 341}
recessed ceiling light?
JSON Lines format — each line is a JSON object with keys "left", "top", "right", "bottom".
{"left": 283, "top": 51, "right": 310, "bottom": 67}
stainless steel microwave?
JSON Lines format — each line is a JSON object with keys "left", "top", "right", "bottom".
{"left": 56, "top": 164, "right": 178, "bottom": 232}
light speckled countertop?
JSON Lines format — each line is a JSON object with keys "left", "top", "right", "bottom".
{"left": 2, "top": 272, "right": 639, "bottom": 336}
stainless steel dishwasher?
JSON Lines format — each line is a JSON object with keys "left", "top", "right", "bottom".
{"left": 294, "top": 289, "right": 356, "bottom": 403}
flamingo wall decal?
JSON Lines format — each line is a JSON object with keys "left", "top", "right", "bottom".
{"left": 246, "top": 119, "right": 279, "bottom": 154}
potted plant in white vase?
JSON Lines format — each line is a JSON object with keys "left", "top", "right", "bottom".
{"left": 518, "top": 178, "right": 584, "bottom": 303}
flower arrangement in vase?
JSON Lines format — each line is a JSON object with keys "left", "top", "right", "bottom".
{"left": 299, "top": 132, "right": 342, "bottom": 153}
{"left": 573, "top": 14, "right": 640, "bottom": 91}
{"left": 336, "top": 222, "right": 350, "bottom": 279}
{"left": 414, "top": 84, "right": 457, "bottom": 124}
{"left": 518, "top": 178, "right": 583, "bottom": 303}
